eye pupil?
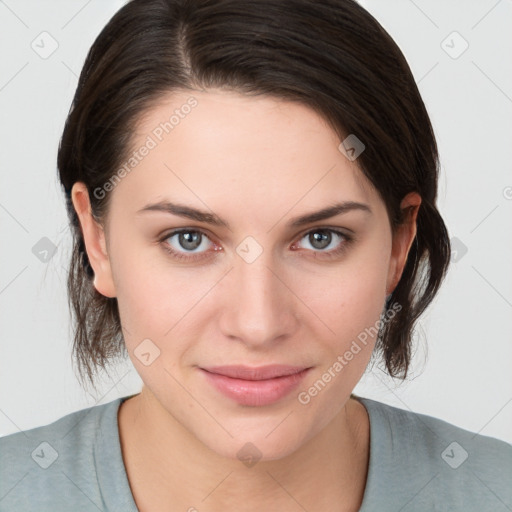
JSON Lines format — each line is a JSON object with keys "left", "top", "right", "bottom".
{"left": 309, "top": 230, "right": 331, "bottom": 250}
{"left": 179, "top": 231, "right": 201, "bottom": 250}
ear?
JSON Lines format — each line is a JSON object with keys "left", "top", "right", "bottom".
{"left": 71, "top": 182, "right": 116, "bottom": 298}
{"left": 386, "top": 192, "right": 422, "bottom": 295}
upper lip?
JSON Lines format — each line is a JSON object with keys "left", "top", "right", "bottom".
{"left": 201, "top": 365, "right": 310, "bottom": 380}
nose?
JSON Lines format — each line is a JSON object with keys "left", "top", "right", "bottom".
{"left": 218, "top": 247, "right": 299, "bottom": 348}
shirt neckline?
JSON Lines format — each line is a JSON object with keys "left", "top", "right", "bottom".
{"left": 354, "top": 396, "right": 383, "bottom": 511}
{"left": 100, "top": 393, "right": 382, "bottom": 512}
{"left": 96, "top": 394, "right": 140, "bottom": 512}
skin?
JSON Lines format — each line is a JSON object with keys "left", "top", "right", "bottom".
{"left": 72, "top": 88, "right": 420, "bottom": 512}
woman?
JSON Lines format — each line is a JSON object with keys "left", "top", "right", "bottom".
{"left": 1, "top": 0, "right": 510, "bottom": 511}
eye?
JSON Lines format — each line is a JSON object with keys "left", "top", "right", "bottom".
{"left": 168, "top": 230, "right": 207, "bottom": 252}
{"left": 292, "top": 228, "right": 352, "bottom": 258}
{"left": 160, "top": 229, "right": 218, "bottom": 261}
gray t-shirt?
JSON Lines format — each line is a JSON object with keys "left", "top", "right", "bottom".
{"left": 1, "top": 394, "right": 511, "bottom": 511}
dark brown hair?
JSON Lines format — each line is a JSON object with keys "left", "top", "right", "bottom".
{"left": 57, "top": 0, "right": 451, "bottom": 390}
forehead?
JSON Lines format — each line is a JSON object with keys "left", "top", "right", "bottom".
{"left": 111, "top": 88, "right": 378, "bottom": 217}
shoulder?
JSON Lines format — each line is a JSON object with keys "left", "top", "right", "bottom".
{"left": 357, "top": 396, "right": 512, "bottom": 512}
{"left": 0, "top": 397, "right": 127, "bottom": 512}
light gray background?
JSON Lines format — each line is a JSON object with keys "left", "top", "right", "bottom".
{"left": 0, "top": 0, "right": 511, "bottom": 444}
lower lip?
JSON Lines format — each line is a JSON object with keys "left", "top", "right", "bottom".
{"left": 200, "top": 368, "right": 311, "bottom": 406}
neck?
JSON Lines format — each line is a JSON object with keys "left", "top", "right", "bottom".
{"left": 118, "top": 387, "right": 370, "bottom": 512}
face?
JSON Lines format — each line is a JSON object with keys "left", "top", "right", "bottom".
{"left": 74, "top": 88, "right": 419, "bottom": 461}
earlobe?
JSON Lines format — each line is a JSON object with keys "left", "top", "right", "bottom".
{"left": 71, "top": 182, "right": 117, "bottom": 298}
{"left": 386, "top": 192, "right": 421, "bottom": 295}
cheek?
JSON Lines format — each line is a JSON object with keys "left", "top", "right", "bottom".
{"left": 111, "top": 240, "right": 215, "bottom": 360}
{"left": 300, "top": 252, "right": 390, "bottom": 406}
{"left": 108, "top": 236, "right": 176, "bottom": 336}
{"left": 297, "top": 237, "right": 391, "bottom": 341}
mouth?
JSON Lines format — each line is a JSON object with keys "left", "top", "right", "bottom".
{"left": 199, "top": 365, "right": 312, "bottom": 406}
{"left": 201, "top": 364, "right": 310, "bottom": 380}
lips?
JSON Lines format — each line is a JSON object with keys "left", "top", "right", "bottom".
{"left": 200, "top": 364, "right": 309, "bottom": 380}
{"left": 199, "top": 365, "right": 312, "bottom": 406}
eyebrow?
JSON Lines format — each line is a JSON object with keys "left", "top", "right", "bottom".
{"left": 136, "top": 200, "right": 372, "bottom": 229}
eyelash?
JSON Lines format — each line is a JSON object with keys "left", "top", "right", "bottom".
{"left": 159, "top": 228, "right": 354, "bottom": 262}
